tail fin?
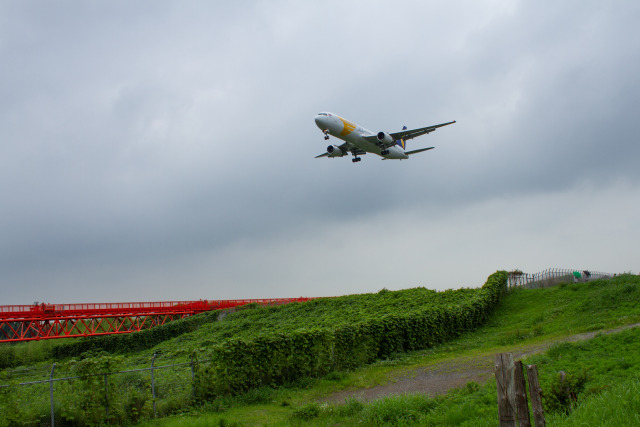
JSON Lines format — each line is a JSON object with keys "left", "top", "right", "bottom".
{"left": 396, "top": 126, "right": 408, "bottom": 149}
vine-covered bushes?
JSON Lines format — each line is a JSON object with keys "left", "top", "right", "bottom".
{"left": 1, "top": 272, "right": 510, "bottom": 423}
{"left": 196, "top": 271, "right": 508, "bottom": 397}
{"left": 51, "top": 310, "right": 220, "bottom": 360}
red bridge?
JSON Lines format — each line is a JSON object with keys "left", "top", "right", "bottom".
{"left": 0, "top": 298, "right": 313, "bottom": 343}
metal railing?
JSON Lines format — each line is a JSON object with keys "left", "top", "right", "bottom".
{"left": 0, "top": 298, "right": 315, "bottom": 318}
{"left": 507, "top": 268, "right": 612, "bottom": 289}
{"left": 0, "top": 297, "right": 316, "bottom": 343}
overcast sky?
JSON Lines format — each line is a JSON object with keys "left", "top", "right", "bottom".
{"left": 1, "top": 1, "right": 639, "bottom": 304}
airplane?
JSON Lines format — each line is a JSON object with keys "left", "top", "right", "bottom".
{"left": 314, "top": 112, "right": 455, "bottom": 163}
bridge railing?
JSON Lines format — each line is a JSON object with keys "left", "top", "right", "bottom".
{"left": 0, "top": 298, "right": 313, "bottom": 319}
{"left": 0, "top": 297, "right": 315, "bottom": 343}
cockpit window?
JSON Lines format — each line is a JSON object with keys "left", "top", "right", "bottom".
{"left": 318, "top": 113, "right": 328, "bottom": 116}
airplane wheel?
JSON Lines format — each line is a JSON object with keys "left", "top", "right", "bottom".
{"left": 324, "top": 136, "right": 329, "bottom": 140}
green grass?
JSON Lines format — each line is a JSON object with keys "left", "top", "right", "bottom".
{"left": 142, "top": 321, "right": 640, "bottom": 426}
{"left": 442, "top": 275, "right": 640, "bottom": 354}
{"left": 548, "top": 376, "right": 640, "bottom": 426}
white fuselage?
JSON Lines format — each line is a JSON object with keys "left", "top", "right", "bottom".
{"left": 314, "top": 112, "right": 408, "bottom": 159}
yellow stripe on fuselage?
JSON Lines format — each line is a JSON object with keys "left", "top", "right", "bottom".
{"left": 338, "top": 116, "right": 357, "bottom": 136}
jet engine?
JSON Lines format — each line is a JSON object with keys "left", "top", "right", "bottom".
{"left": 377, "top": 132, "right": 394, "bottom": 147}
{"left": 326, "top": 145, "right": 345, "bottom": 157}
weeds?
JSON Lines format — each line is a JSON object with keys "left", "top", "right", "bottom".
{"left": 292, "top": 402, "right": 322, "bottom": 420}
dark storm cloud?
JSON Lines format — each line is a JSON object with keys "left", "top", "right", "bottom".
{"left": 1, "top": 1, "right": 639, "bottom": 303}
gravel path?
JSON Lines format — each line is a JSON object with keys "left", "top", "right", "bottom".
{"left": 322, "top": 323, "right": 640, "bottom": 404}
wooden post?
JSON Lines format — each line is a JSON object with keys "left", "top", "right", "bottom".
{"left": 514, "top": 361, "right": 531, "bottom": 427}
{"left": 527, "top": 364, "right": 546, "bottom": 427}
{"left": 495, "top": 353, "right": 517, "bottom": 427}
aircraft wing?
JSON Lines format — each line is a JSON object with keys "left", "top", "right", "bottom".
{"left": 390, "top": 120, "right": 456, "bottom": 141}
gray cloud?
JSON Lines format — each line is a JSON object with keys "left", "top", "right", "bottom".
{"left": 1, "top": 1, "right": 639, "bottom": 303}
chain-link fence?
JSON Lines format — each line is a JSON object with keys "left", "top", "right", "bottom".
{"left": 0, "top": 354, "right": 209, "bottom": 426}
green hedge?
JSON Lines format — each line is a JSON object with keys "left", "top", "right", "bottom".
{"left": 197, "top": 271, "right": 508, "bottom": 396}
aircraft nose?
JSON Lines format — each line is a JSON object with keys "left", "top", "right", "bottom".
{"left": 314, "top": 115, "right": 324, "bottom": 128}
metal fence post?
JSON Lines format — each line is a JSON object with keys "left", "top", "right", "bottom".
{"left": 49, "top": 363, "right": 56, "bottom": 427}
{"left": 104, "top": 373, "right": 109, "bottom": 419}
{"left": 151, "top": 353, "right": 157, "bottom": 418}
{"left": 190, "top": 355, "right": 196, "bottom": 401}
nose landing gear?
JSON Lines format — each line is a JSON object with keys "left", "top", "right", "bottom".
{"left": 323, "top": 129, "right": 330, "bottom": 140}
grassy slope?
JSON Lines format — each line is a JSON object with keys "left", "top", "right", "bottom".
{"left": 138, "top": 274, "right": 640, "bottom": 426}
{"left": 0, "top": 286, "right": 485, "bottom": 371}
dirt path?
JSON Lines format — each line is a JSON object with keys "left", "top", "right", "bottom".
{"left": 322, "top": 323, "right": 640, "bottom": 404}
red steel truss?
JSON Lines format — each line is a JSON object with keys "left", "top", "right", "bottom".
{"left": 0, "top": 298, "right": 313, "bottom": 343}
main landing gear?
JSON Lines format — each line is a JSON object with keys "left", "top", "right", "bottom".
{"left": 381, "top": 149, "right": 389, "bottom": 155}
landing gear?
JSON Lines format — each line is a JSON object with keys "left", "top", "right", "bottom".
{"left": 381, "top": 149, "right": 389, "bottom": 156}
{"left": 350, "top": 149, "right": 362, "bottom": 163}
{"left": 323, "top": 129, "right": 330, "bottom": 140}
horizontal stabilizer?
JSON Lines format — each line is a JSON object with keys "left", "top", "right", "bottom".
{"left": 405, "top": 147, "right": 434, "bottom": 156}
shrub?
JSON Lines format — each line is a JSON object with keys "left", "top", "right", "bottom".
{"left": 545, "top": 369, "right": 589, "bottom": 414}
